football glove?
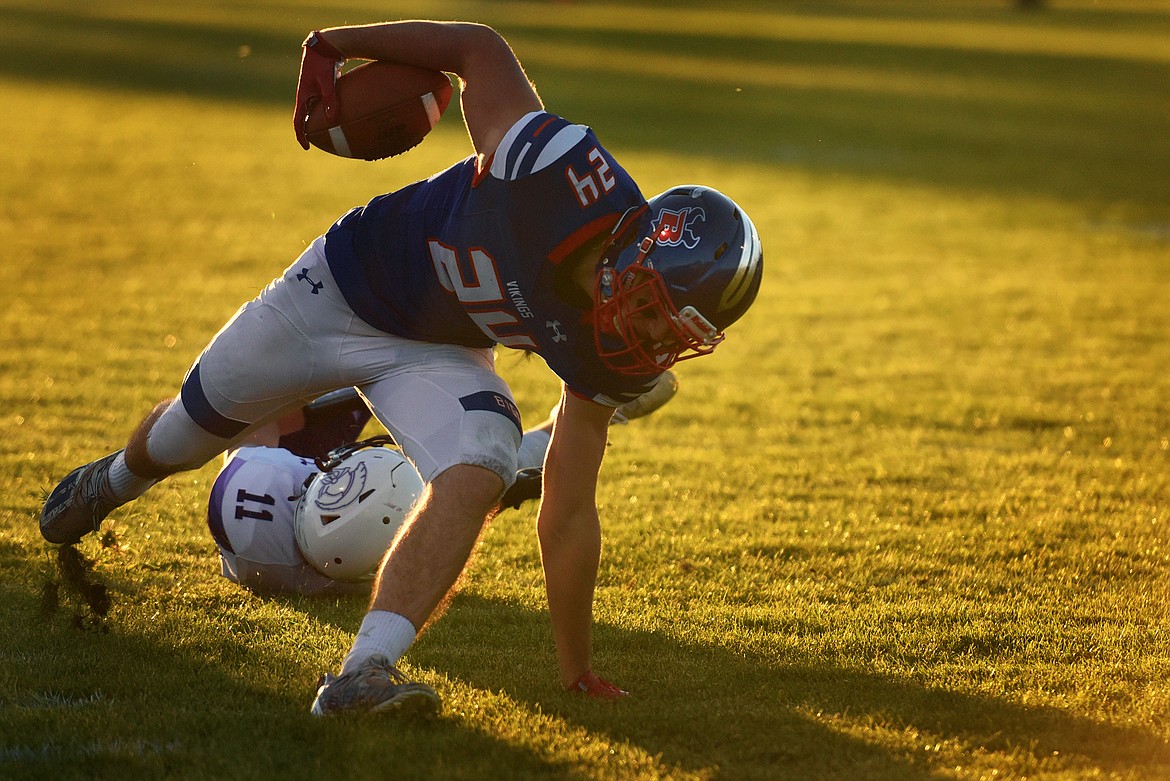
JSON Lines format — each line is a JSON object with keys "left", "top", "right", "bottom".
{"left": 567, "top": 671, "right": 629, "bottom": 700}
{"left": 294, "top": 31, "right": 345, "bottom": 150}
{"left": 499, "top": 467, "right": 542, "bottom": 511}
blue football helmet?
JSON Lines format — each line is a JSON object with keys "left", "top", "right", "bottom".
{"left": 593, "top": 185, "right": 763, "bottom": 375}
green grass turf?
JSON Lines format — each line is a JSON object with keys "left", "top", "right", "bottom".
{"left": 1, "top": 0, "right": 1169, "bottom": 778}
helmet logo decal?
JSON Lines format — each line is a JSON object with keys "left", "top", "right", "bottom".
{"left": 314, "top": 462, "right": 369, "bottom": 511}
{"left": 295, "top": 444, "right": 425, "bottom": 582}
{"left": 653, "top": 207, "right": 705, "bottom": 249}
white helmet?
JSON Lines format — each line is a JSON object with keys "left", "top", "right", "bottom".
{"left": 293, "top": 437, "right": 424, "bottom": 582}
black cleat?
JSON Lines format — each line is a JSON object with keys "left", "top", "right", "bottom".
{"left": 40, "top": 451, "right": 123, "bottom": 545}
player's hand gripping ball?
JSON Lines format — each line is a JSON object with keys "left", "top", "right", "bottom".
{"left": 303, "top": 61, "right": 454, "bottom": 161}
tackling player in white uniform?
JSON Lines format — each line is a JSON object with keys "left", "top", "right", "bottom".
{"left": 208, "top": 378, "right": 677, "bottom": 597}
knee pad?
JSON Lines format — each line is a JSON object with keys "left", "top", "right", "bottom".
{"left": 373, "top": 387, "right": 521, "bottom": 489}
{"left": 455, "top": 406, "right": 521, "bottom": 489}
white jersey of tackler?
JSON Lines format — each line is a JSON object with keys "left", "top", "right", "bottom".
{"left": 206, "top": 446, "right": 367, "bottom": 596}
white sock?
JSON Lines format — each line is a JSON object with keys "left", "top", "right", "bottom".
{"left": 517, "top": 428, "right": 551, "bottom": 471}
{"left": 106, "top": 452, "right": 157, "bottom": 503}
{"left": 340, "top": 610, "right": 418, "bottom": 675}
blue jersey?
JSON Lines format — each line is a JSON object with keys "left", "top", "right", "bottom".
{"left": 323, "top": 112, "right": 659, "bottom": 405}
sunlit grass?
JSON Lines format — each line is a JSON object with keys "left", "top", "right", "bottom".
{"left": 1, "top": 1, "right": 1169, "bottom": 779}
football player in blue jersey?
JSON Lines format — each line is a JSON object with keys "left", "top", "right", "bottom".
{"left": 40, "top": 20, "right": 763, "bottom": 714}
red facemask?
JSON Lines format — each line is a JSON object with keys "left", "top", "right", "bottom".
{"left": 593, "top": 237, "right": 724, "bottom": 376}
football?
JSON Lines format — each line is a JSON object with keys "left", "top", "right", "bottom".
{"left": 305, "top": 60, "right": 454, "bottom": 161}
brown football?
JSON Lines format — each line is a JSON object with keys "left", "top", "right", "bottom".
{"left": 305, "top": 61, "right": 454, "bottom": 161}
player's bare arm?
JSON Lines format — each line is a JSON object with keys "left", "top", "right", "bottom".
{"left": 537, "top": 386, "right": 627, "bottom": 696}
{"left": 305, "top": 21, "right": 542, "bottom": 161}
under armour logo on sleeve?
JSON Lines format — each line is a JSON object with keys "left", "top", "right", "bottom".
{"left": 296, "top": 268, "right": 324, "bottom": 294}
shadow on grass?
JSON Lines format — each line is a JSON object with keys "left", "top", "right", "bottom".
{"left": 2, "top": 532, "right": 1166, "bottom": 779}
{"left": 411, "top": 593, "right": 1170, "bottom": 779}
{"left": 0, "top": 6, "right": 299, "bottom": 103}
{"left": 1, "top": 5, "right": 1167, "bottom": 213}
{"left": 0, "top": 553, "right": 587, "bottom": 781}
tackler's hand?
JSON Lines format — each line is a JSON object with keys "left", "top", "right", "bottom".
{"left": 294, "top": 31, "right": 345, "bottom": 149}
{"left": 499, "top": 468, "right": 543, "bottom": 511}
{"left": 567, "top": 671, "right": 629, "bottom": 700}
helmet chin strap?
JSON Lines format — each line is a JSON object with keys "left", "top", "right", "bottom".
{"left": 315, "top": 435, "right": 399, "bottom": 472}
{"left": 596, "top": 229, "right": 654, "bottom": 301}
{"left": 290, "top": 434, "right": 402, "bottom": 502}
{"left": 597, "top": 267, "right": 616, "bottom": 301}
{"left": 674, "top": 305, "right": 720, "bottom": 345}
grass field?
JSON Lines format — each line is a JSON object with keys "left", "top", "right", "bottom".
{"left": 2, "top": 0, "right": 1169, "bottom": 778}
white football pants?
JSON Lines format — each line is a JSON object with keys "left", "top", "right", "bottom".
{"left": 145, "top": 237, "right": 522, "bottom": 487}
